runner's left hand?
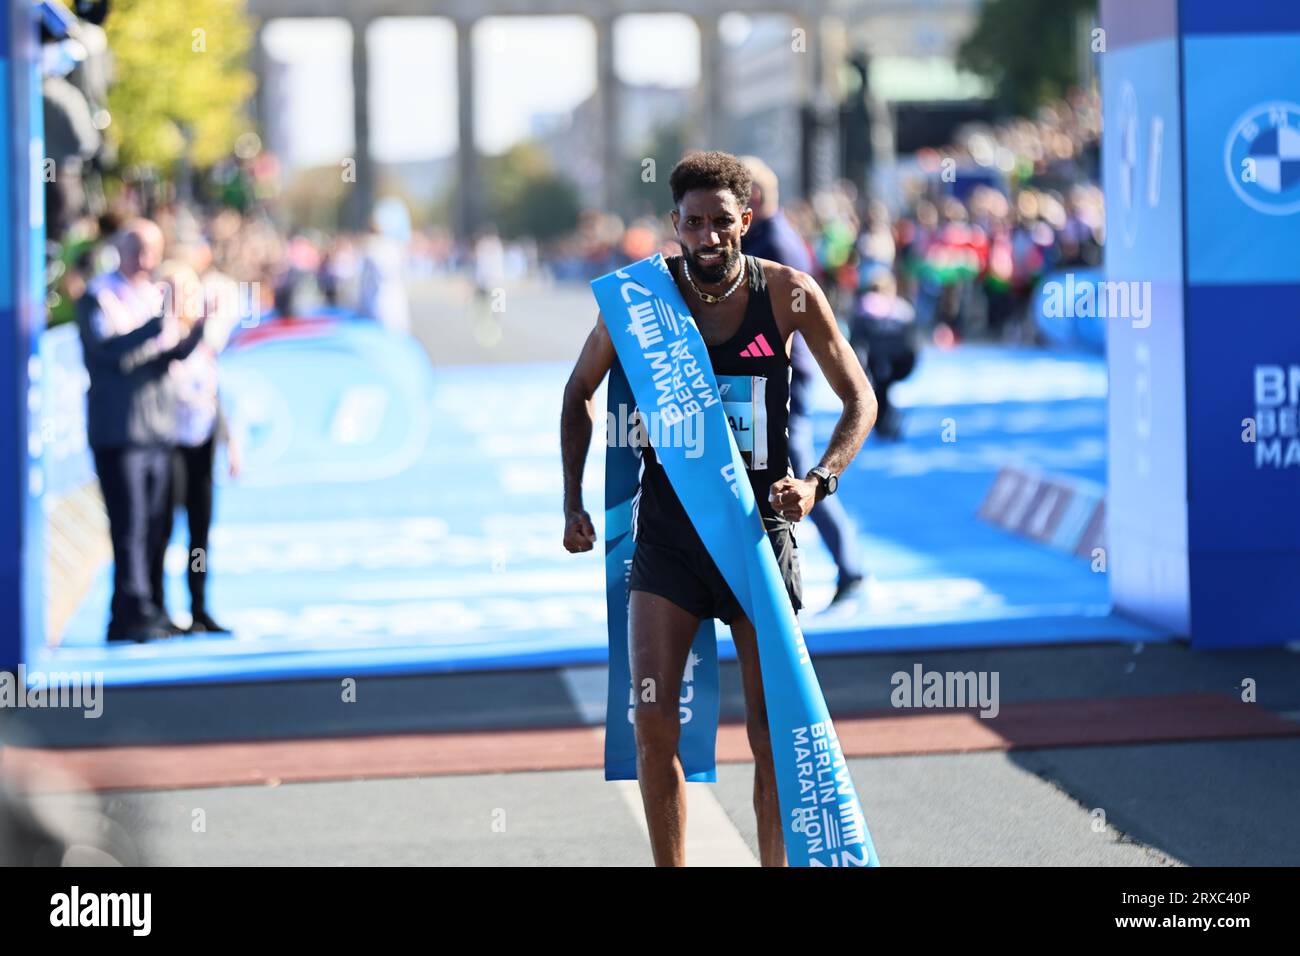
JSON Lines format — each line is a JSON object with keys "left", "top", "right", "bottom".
{"left": 768, "top": 477, "right": 818, "bottom": 523}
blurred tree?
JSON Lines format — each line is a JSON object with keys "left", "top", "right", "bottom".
{"left": 484, "top": 142, "right": 580, "bottom": 241}
{"left": 626, "top": 119, "right": 687, "bottom": 220}
{"left": 281, "top": 164, "right": 347, "bottom": 231}
{"left": 101, "top": 0, "right": 256, "bottom": 171}
{"left": 427, "top": 186, "right": 455, "bottom": 234}
{"left": 958, "top": 0, "right": 1098, "bottom": 114}
{"left": 503, "top": 176, "right": 581, "bottom": 241}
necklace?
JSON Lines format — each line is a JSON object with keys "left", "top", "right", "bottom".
{"left": 682, "top": 254, "right": 745, "bottom": 304}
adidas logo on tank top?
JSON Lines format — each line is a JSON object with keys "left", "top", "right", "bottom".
{"left": 739, "top": 333, "right": 776, "bottom": 357}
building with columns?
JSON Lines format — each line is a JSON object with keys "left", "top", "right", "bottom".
{"left": 246, "top": 0, "right": 980, "bottom": 234}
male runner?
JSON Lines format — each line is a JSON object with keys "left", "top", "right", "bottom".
{"left": 560, "top": 151, "right": 877, "bottom": 866}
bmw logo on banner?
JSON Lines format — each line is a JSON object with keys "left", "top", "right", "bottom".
{"left": 1225, "top": 101, "right": 1300, "bottom": 215}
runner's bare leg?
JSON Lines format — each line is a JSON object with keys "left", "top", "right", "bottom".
{"left": 628, "top": 589, "right": 698, "bottom": 866}
{"left": 730, "top": 613, "right": 788, "bottom": 866}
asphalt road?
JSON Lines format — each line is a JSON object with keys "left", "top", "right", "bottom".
{"left": 8, "top": 639, "right": 1300, "bottom": 866}
{"left": 405, "top": 274, "right": 598, "bottom": 368}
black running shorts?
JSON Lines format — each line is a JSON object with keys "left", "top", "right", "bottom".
{"left": 627, "top": 527, "right": 803, "bottom": 625}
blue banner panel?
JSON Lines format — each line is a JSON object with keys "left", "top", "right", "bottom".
{"left": 22, "top": 0, "right": 46, "bottom": 664}
{"left": 37, "top": 325, "right": 93, "bottom": 499}
{"left": 1184, "top": 286, "right": 1300, "bottom": 546}
{"left": 1033, "top": 267, "right": 1108, "bottom": 353}
{"left": 0, "top": 25, "right": 15, "bottom": 672}
{"left": 1102, "top": 33, "right": 1191, "bottom": 635}
{"left": 1184, "top": 35, "right": 1300, "bottom": 284}
{"left": 1, "top": 0, "right": 45, "bottom": 670}
{"left": 1184, "top": 286, "right": 1300, "bottom": 646}
{"left": 1181, "top": 19, "right": 1300, "bottom": 647}
{"left": 1180, "top": 0, "right": 1300, "bottom": 35}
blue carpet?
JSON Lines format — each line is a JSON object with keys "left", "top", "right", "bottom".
{"left": 35, "top": 324, "right": 1164, "bottom": 686}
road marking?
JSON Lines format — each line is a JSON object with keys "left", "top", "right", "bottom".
{"left": 564, "top": 666, "right": 757, "bottom": 864}
{"left": 614, "top": 779, "right": 758, "bottom": 867}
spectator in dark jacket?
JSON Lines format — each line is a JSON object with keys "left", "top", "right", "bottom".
{"left": 849, "top": 267, "right": 918, "bottom": 440}
{"left": 77, "top": 219, "right": 205, "bottom": 642}
{"left": 740, "top": 156, "right": 868, "bottom": 609}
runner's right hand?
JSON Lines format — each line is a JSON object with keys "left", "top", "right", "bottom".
{"left": 563, "top": 509, "right": 597, "bottom": 553}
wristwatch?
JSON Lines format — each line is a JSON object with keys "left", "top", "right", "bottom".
{"left": 808, "top": 466, "right": 838, "bottom": 497}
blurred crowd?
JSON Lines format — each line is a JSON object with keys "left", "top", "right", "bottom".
{"left": 55, "top": 89, "right": 1103, "bottom": 352}
{"left": 53, "top": 204, "right": 403, "bottom": 333}
{"left": 547, "top": 89, "right": 1104, "bottom": 350}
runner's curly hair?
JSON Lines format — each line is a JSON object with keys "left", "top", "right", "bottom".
{"left": 669, "top": 151, "right": 752, "bottom": 211}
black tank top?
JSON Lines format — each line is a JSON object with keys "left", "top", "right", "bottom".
{"left": 633, "top": 254, "right": 792, "bottom": 549}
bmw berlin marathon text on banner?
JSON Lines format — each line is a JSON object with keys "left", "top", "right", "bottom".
{"left": 1101, "top": 0, "right": 1300, "bottom": 648}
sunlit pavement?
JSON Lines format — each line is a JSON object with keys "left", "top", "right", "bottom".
{"left": 7, "top": 640, "right": 1300, "bottom": 865}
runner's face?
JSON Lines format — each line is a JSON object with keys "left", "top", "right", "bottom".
{"left": 673, "top": 188, "right": 751, "bottom": 285}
